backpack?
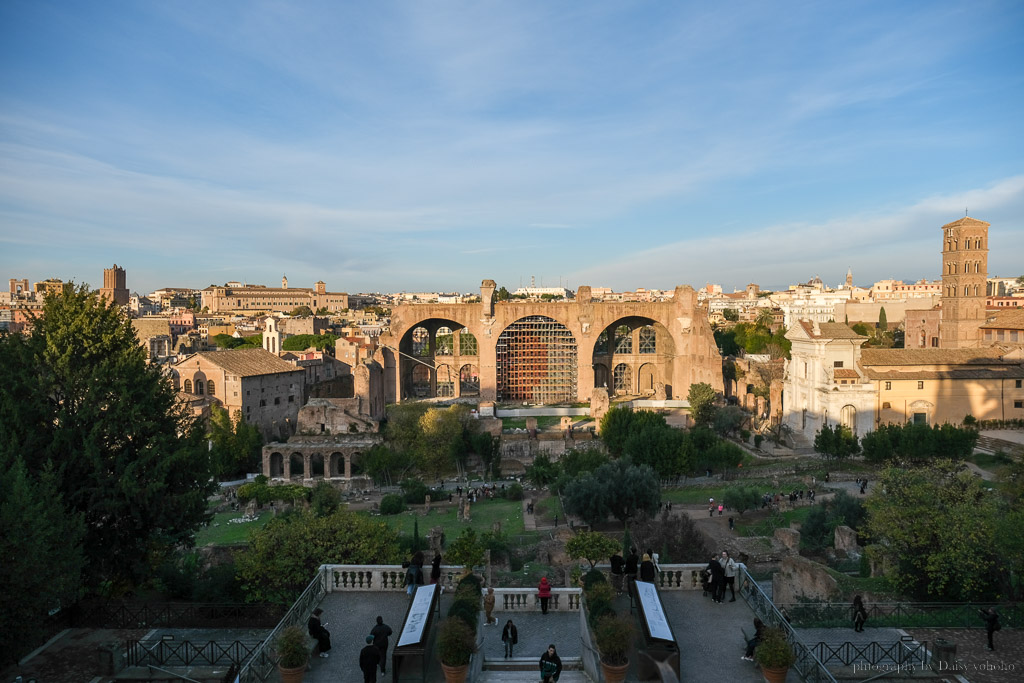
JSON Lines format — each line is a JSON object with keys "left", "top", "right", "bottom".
{"left": 405, "top": 565, "right": 421, "bottom": 586}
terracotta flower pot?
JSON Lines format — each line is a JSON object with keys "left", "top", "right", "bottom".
{"left": 441, "top": 662, "right": 469, "bottom": 683}
{"left": 761, "top": 665, "right": 790, "bottom": 683}
{"left": 600, "top": 659, "right": 629, "bottom": 683}
{"left": 278, "top": 663, "right": 306, "bottom": 683}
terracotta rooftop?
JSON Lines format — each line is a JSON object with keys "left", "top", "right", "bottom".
{"left": 797, "top": 321, "right": 867, "bottom": 340}
{"left": 981, "top": 309, "right": 1024, "bottom": 330}
{"left": 190, "top": 348, "right": 304, "bottom": 376}
{"left": 833, "top": 368, "right": 860, "bottom": 379}
{"left": 860, "top": 348, "right": 1011, "bottom": 366}
{"left": 941, "top": 216, "right": 991, "bottom": 229}
{"left": 862, "top": 366, "right": 1024, "bottom": 380}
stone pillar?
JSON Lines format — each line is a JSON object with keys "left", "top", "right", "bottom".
{"left": 262, "top": 449, "right": 270, "bottom": 477}
{"left": 283, "top": 455, "right": 292, "bottom": 480}
{"left": 303, "top": 454, "right": 313, "bottom": 481}
{"left": 344, "top": 454, "right": 352, "bottom": 479}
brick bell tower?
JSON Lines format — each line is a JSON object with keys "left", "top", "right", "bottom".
{"left": 939, "top": 216, "right": 989, "bottom": 348}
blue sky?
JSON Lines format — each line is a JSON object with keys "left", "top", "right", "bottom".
{"left": 1, "top": 0, "right": 1022, "bottom": 295}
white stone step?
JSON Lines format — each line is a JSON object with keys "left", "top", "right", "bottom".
{"left": 476, "top": 671, "right": 591, "bottom": 682}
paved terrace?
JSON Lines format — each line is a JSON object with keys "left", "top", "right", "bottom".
{"left": 271, "top": 564, "right": 811, "bottom": 683}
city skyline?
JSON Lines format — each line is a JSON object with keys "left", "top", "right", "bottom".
{"left": 2, "top": 1, "right": 1023, "bottom": 294}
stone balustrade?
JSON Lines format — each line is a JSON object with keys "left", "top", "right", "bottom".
{"left": 591, "top": 563, "right": 712, "bottom": 590}
{"left": 322, "top": 564, "right": 463, "bottom": 593}
{"left": 493, "top": 587, "right": 581, "bottom": 612}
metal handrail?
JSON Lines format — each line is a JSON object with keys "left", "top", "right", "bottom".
{"left": 738, "top": 566, "right": 838, "bottom": 683}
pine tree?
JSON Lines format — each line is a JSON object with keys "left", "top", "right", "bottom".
{"left": 0, "top": 285, "right": 216, "bottom": 590}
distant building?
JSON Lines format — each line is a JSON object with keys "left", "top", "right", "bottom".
{"left": 939, "top": 216, "right": 989, "bottom": 348}
{"left": 171, "top": 348, "right": 306, "bottom": 440}
{"left": 201, "top": 280, "right": 349, "bottom": 314}
{"left": 99, "top": 264, "right": 129, "bottom": 307}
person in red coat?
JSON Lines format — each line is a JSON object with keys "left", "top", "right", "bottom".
{"left": 537, "top": 576, "right": 552, "bottom": 614}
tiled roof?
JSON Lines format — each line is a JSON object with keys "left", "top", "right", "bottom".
{"left": 192, "top": 348, "right": 303, "bottom": 377}
{"left": 863, "top": 367, "right": 1024, "bottom": 380}
{"left": 860, "top": 348, "right": 1009, "bottom": 366}
{"left": 833, "top": 369, "right": 860, "bottom": 378}
{"left": 941, "top": 216, "right": 991, "bottom": 229}
{"left": 797, "top": 321, "right": 867, "bottom": 339}
{"left": 981, "top": 309, "right": 1024, "bottom": 330}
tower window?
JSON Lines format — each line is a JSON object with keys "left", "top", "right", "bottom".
{"left": 918, "top": 381, "right": 924, "bottom": 390}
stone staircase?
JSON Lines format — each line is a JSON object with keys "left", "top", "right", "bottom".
{"left": 975, "top": 434, "right": 1024, "bottom": 456}
{"left": 478, "top": 657, "right": 590, "bottom": 682}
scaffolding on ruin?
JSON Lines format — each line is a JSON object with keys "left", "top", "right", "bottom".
{"left": 495, "top": 315, "right": 578, "bottom": 403}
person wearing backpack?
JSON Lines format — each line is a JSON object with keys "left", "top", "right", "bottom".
{"left": 404, "top": 551, "right": 424, "bottom": 597}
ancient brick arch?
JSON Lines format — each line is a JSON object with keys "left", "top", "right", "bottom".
{"left": 378, "top": 281, "right": 723, "bottom": 403}
{"left": 262, "top": 435, "right": 383, "bottom": 487}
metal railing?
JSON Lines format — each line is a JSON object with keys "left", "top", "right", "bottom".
{"left": 809, "top": 636, "right": 929, "bottom": 670}
{"left": 777, "top": 601, "right": 1021, "bottom": 629}
{"left": 236, "top": 567, "right": 327, "bottom": 682}
{"left": 126, "top": 638, "right": 261, "bottom": 666}
{"left": 737, "top": 566, "right": 838, "bottom": 683}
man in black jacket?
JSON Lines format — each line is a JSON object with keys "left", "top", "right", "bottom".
{"left": 370, "top": 615, "right": 393, "bottom": 674}
{"left": 624, "top": 547, "right": 640, "bottom": 596}
{"left": 359, "top": 635, "right": 381, "bottom": 683}
{"left": 706, "top": 555, "right": 726, "bottom": 603}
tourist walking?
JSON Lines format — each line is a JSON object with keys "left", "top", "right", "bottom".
{"left": 484, "top": 587, "right": 496, "bottom": 625}
{"left": 852, "top": 595, "right": 867, "bottom": 632}
{"left": 707, "top": 554, "right": 726, "bottom": 603}
{"left": 639, "top": 553, "right": 657, "bottom": 582}
{"left": 430, "top": 552, "right": 442, "bottom": 586}
{"left": 404, "top": 551, "right": 424, "bottom": 597}
{"left": 610, "top": 551, "right": 625, "bottom": 595}
{"left": 501, "top": 619, "right": 519, "bottom": 658}
{"left": 979, "top": 607, "right": 1001, "bottom": 651}
{"left": 537, "top": 576, "right": 552, "bottom": 614}
{"left": 539, "top": 644, "right": 562, "bottom": 682}
{"left": 359, "top": 635, "right": 382, "bottom": 683}
{"left": 370, "top": 615, "right": 393, "bottom": 674}
{"left": 624, "top": 546, "right": 640, "bottom": 594}
{"left": 307, "top": 607, "right": 331, "bottom": 657}
{"left": 720, "top": 551, "right": 738, "bottom": 601}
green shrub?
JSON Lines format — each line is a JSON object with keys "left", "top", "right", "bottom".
{"left": 437, "top": 617, "right": 476, "bottom": 666}
{"left": 503, "top": 483, "right": 524, "bottom": 501}
{"left": 583, "top": 569, "right": 607, "bottom": 590}
{"left": 400, "top": 479, "right": 429, "bottom": 504}
{"left": 380, "top": 494, "right": 405, "bottom": 515}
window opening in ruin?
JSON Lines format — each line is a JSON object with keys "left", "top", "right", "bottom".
{"left": 184, "top": 379, "right": 192, "bottom": 393}
{"left": 436, "top": 365, "right": 455, "bottom": 397}
{"left": 412, "top": 326, "right": 430, "bottom": 356}
{"left": 207, "top": 380, "right": 215, "bottom": 396}
{"left": 496, "top": 315, "right": 577, "bottom": 403}
{"left": 593, "top": 330, "right": 610, "bottom": 356}
{"left": 460, "top": 364, "right": 480, "bottom": 397}
{"left": 613, "top": 363, "right": 632, "bottom": 395}
{"left": 459, "top": 329, "right": 478, "bottom": 355}
{"left": 411, "top": 365, "right": 431, "bottom": 398}
{"left": 639, "top": 326, "right": 656, "bottom": 354}
{"left": 614, "top": 325, "right": 633, "bottom": 354}
{"left": 195, "top": 380, "right": 205, "bottom": 395}
{"left": 435, "top": 327, "right": 454, "bottom": 355}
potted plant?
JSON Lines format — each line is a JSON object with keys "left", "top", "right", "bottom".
{"left": 595, "top": 613, "right": 634, "bottom": 683}
{"left": 438, "top": 617, "right": 477, "bottom": 683}
{"left": 754, "top": 626, "right": 796, "bottom": 683}
{"left": 274, "top": 625, "right": 308, "bottom": 683}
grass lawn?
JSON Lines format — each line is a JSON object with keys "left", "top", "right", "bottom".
{"left": 196, "top": 509, "right": 275, "bottom": 546}
{"left": 967, "top": 451, "right": 1015, "bottom": 476}
{"left": 371, "top": 497, "right": 525, "bottom": 538}
{"left": 533, "top": 494, "right": 564, "bottom": 525}
{"left": 733, "top": 505, "right": 812, "bottom": 537}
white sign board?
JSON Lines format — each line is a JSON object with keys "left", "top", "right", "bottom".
{"left": 397, "top": 584, "right": 437, "bottom": 647}
{"left": 634, "top": 581, "right": 673, "bottom": 642}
